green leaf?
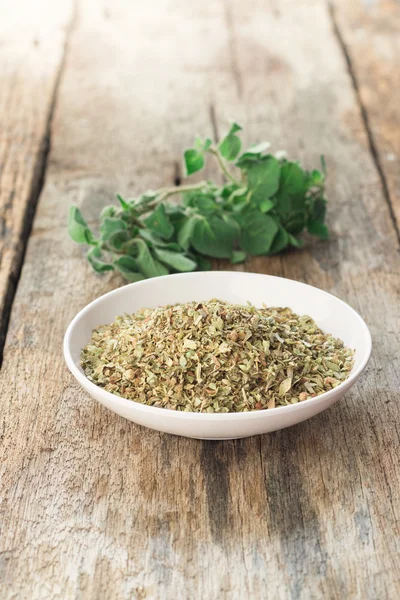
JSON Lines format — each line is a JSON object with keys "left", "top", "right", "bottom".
{"left": 194, "top": 136, "right": 212, "bottom": 152}
{"left": 68, "top": 206, "right": 97, "bottom": 245}
{"left": 153, "top": 248, "right": 197, "bottom": 272}
{"left": 219, "top": 183, "right": 237, "bottom": 199}
{"left": 184, "top": 149, "right": 205, "bottom": 175}
{"left": 236, "top": 142, "right": 271, "bottom": 165}
{"left": 259, "top": 198, "right": 274, "bottom": 213}
{"left": 269, "top": 227, "right": 289, "bottom": 254}
{"left": 183, "top": 190, "right": 200, "bottom": 207}
{"left": 219, "top": 137, "right": 241, "bottom": 161}
{"left": 117, "top": 194, "right": 131, "bottom": 210}
{"left": 100, "top": 205, "right": 117, "bottom": 219}
{"left": 144, "top": 204, "right": 174, "bottom": 239}
{"left": 139, "top": 229, "right": 180, "bottom": 250}
{"left": 100, "top": 217, "right": 127, "bottom": 241}
{"left": 310, "top": 197, "right": 327, "bottom": 223}
{"left": 132, "top": 190, "right": 158, "bottom": 209}
{"left": 288, "top": 233, "right": 304, "bottom": 248}
{"left": 275, "top": 162, "right": 307, "bottom": 215}
{"left": 308, "top": 220, "right": 329, "bottom": 239}
{"left": 227, "top": 189, "right": 249, "bottom": 213}
{"left": 243, "top": 156, "right": 281, "bottom": 205}
{"left": 165, "top": 204, "right": 186, "bottom": 217}
{"left": 227, "top": 122, "right": 242, "bottom": 135}
{"left": 222, "top": 214, "right": 240, "bottom": 237}
{"left": 87, "top": 246, "right": 114, "bottom": 273}
{"left": 239, "top": 208, "right": 279, "bottom": 255}
{"left": 218, "top": 122, "right": 242, "bottom": 161}
{"left": 165, "top": 205, "right": 187, "bottom": 234}
{"left": 284, "top": 213, "right": 306, "bottom": 234}
{"left": 246, "top": 141, "right": 271, "bottom": 154}
{"left": 132, "top": 239, "right": 169, "bottom": 277}
{"left": 189, "top": 195, "right": 219, "bottom": 215}
{"left": 107, "top": 229, "right": 131, "bottom": 251}
{"left": 195, "top": 255, "right": 212, "bottom": 271}
{"left": 236, "top": 154, "right": 262, "bottom": 167}
{"left": 192, "top": 216, "right": 237, "bottom": 258}
{"left": 231, "top": 250, "right": 247, "bottom": 264}
{"left": 113, "top": 255, "right": 145, "bottom": 282}
{"left": 307, "top": 170, "right": 324, "bottom": 188}
{"left": 178, "top": 216, "right": 198, "bottom": 251}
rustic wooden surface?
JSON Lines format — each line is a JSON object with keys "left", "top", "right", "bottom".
{"left": 331, "top": 0, "right": 400, "bottom": 230}
{"left": 0, "top": 1, "right": 73, "bottom": 357}
{"left": 0, "top": 1, "right": 399, "bottom": 598}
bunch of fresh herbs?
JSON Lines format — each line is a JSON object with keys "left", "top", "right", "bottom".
{"left": 68, "top": 123, "right": 328, "bottom": 281}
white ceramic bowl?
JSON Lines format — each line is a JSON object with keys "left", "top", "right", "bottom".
{"left": 64, "top": 272, "right": 371, "bottom": 439}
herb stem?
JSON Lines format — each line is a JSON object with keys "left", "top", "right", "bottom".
{"left": 209, "top": 147, "right": 241, "bottom": 186}
{"left": 157, "top": 182, "right": 209, "bottom": 201}
{"left": 133, "top": 182, "right": 210, "bottom": 215}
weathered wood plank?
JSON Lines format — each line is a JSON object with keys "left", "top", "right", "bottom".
{"left": 331, "top": 0, "right": 400, "bottom": 233}
{"left": 0, "top": 0, "right": 399, "bottom": 598}
{"left": 0, "top": 1, "right": 73, "bottom": 358}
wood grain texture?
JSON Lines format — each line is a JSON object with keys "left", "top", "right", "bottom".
{"left": 331, "top": 0, "right": 400, "bottom": 233}
{"left": 0, "top": 0, "right": 399, "bottom": 598}
{"left": 0, "top": 0, "right": 74, "bottom": 356}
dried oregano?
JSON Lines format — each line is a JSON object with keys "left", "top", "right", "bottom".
{"left": 81, "top": 300, "right": 354, "bottom": 413}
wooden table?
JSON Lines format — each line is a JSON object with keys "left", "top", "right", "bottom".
{"left": 1, "top": 1, "right": 399, "bottom": 598}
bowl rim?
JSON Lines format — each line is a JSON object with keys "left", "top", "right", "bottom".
{"left": 63, "top": 271, "right": 372, "bottom": 421}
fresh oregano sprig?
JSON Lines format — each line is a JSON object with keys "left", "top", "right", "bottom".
{"left": 68, "top": 122, "right": 328, "bottom": 281}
